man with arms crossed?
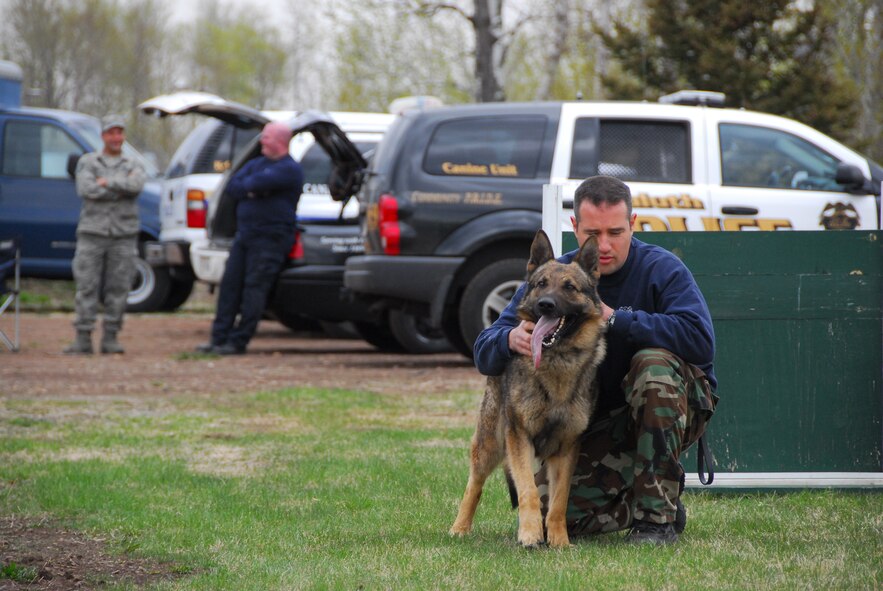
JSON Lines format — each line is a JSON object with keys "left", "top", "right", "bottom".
{"left": 474, "top": 175, "right": 718, "bottom": 544}
{"left": 197, "top": 121, "right": 303, "bottom": 355}
{"left": 65, "top": 116, "right": 145, "bottom": 355}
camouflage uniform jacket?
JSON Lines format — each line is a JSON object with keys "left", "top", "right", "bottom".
{"left": 75, "top": 151, "right": 146, "bottom": 237}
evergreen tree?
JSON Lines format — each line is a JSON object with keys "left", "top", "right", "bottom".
{"left": 598, "top": 0, "right": 859, "bottom": 141}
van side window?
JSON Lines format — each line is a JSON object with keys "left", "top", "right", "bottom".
{"left": 188, "top": 124, "right": 260, "bottom": 176}
{"left": 166, "top": 121, "right": 216, "bottom": 178}
{"left": 423, "top": 116, "right": 546, "bottom": 179}
{"left": 2, "top": 120, "right": 83, "bottom": 179}
{"left": 720, "top": 124, "right": 843, "bottom": 191}
{"left": 216, "top": 125, "right": 260, "bottom": 174}
{"left": 571, "top": 119, "right": 690, "bottom": 183}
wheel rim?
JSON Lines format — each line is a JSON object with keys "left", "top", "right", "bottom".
{"left": 127, "top": 257, "right": 155, "bottom": 306}
{"left": 480, "top": 279, "right": 522, "bottom": 328}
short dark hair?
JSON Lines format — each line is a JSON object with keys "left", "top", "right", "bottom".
{"left": 573, "top": 175, "right": 632, "bottom": 223}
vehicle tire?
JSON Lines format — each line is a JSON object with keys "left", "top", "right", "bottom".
{"left": 387, "top": 309, "right": 452, "bottom": 354}
{"left": 457, "top": 258, "right": 526, "bottom": 355}
{"left": 161, "top": 277, "right": 195, "bottom": 311}
{"left": 354, "top": 320, "right": 405, "bottom": 352}
{"left": 127, "top": 252, "right": 172, "bottom": 313}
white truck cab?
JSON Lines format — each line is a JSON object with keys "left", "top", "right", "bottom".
{"left": 549, "top": 91, "right": 880, "bottom": 232}
{"left": 138, "top": 92, "right": 393, "bottom": 292}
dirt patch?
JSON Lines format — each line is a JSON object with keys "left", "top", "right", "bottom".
{"left": 0, "top": 312, "right": 485, "bottom": 588}
{"left": 0, "top": 517, "right": 184, "bottom": 590}
{"left": 0, "top": 312, "right": 483, "bottom": 398}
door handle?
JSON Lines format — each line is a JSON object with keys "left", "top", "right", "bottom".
{"left": 721, "top": 206, "right": 758, "bottom": 215}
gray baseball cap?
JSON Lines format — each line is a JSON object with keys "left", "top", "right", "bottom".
{"left": 101, "top": 115, "right": 126, "bottom": 133}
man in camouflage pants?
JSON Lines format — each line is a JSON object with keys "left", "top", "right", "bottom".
{"left": 65, "top": 116, "right": 146, "bottom": 355}
{"left": 473, "top": 175, "right": 717, "bottom": 545}
{"left": 558, "top": 349, "right": 716, "bottom": 537}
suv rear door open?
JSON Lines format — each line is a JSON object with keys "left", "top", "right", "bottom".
{"left": 140, "top": 92, "right": 269, "bottom": 128}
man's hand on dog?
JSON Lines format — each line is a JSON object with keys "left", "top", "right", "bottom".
{"left": 509, "top": 304, "right": 616, "bottom": 357}
{"left": 509, "top": 320, "right": 534, "bottom": 356}
{"left": 600, "top": 302, "right": 615, "bottom": 322}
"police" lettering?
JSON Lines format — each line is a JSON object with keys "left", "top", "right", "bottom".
{"left": 634, "top": 215, "right": 793, "bottom": 231}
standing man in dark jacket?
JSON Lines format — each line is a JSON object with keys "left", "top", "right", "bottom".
{"left": 473, "top": 175, "right": 718, "bottom": 545}
{"left": 65, "top": 116, "right": 145, "bottom": 355}
{"left": 197, "top": 121, "right": 303, "bottom": 355}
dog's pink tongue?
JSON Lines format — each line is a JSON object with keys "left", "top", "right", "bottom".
{"left": 531, "top": 315, "right": 559, "bottom": 369}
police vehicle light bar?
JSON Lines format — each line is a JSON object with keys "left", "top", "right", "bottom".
{"left": 659, "top": 90, "right": 726, "bottom": 107}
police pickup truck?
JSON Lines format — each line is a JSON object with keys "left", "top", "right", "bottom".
{"left": 344, "top": 91, "right": 882, "bottom": 356}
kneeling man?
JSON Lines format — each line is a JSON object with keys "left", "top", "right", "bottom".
{"left": 473, "top": 175, "right": 718, "bottom": 545}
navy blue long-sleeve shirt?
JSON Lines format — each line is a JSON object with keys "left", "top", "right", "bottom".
{"left": 226, "top": 154, "right": 304, "bottom": 236}
{"left": 473, "top": 237, "right": 716, "bottom": 415}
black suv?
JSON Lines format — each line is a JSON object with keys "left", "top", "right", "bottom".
{"left": 344, "top": 103, "right": 560, "bottom": 356}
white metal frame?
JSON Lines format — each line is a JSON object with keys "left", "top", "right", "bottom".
{"left": 685, "top": 472, "right": 883, "bottom": 489}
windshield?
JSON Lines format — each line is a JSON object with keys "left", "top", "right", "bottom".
{"left": 70, "top": 119, "right": 160, "bottom": 178}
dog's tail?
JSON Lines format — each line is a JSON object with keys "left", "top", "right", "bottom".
{"left": 504, "top": 468, "right": 518, "bottom": 509}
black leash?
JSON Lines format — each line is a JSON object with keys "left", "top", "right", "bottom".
{"left": 697, "top": 434, "right": 715, "bottom": 485}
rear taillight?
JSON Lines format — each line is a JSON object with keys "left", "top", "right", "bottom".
{"left": 288, "top": 230, "right": 304, "bottom": 261}
{"left": 379, "top": 194, "right": 400, "bottom": 255}
{"left": 186, "top": 190, "right": 207, "bottom": 228}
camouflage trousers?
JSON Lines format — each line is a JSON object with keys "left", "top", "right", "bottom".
{"left": 536, "top": 348, "right": 717, "bottom": 536}
{"left": 72, "top": 233, "right": 137, "bottom": 333}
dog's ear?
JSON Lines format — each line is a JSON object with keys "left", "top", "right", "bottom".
{"left": 575, "top": 235, "right": 600, "bottom": 280}
{"left": 527, "top": 230, "right": 555, "bottom": 277}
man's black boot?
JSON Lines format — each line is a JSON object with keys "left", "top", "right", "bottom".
{"left": 626, "top": 520, "right": 679, "bottom": 545}
{"left": 195, "top": 342, "right": 219, "bottom": 353}
{"left": 214, "top": 342, "right": 245, "bottom": 355}
{"left": 674, "top": 472, "right": 687, "bottom": 534}
{"left": 674, "top": 498, "right": 687, "bottom": 534}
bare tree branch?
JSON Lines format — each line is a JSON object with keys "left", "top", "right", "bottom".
{"left": 411, "top": 0, "right": 474, "bottom": 22}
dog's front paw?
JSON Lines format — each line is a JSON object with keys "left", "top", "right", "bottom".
{"left": 517, "top": 518, "right": 545, "bottom": 548}
{"left": 449, "top": 523, "right": 471, "bottom": 537}
{"left": 546, "top": 524, "right": 571, "bottom": 548}
{"left": 517, "top": 534, "right": 546, "bottom": 549}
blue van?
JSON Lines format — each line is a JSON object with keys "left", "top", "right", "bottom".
{"left": 0, "top": 60, "right": 169, "bottom": 311}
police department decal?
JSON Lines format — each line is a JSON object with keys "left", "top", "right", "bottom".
{"left": 819, "top": 202, "right": 860, "bottom": 230}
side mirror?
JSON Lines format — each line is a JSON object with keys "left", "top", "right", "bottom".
{"left": 67, "top": 153, "right": 81, "bottom": 179}
{"left": 834, "top": 162, "right": 870, "bottom": 193}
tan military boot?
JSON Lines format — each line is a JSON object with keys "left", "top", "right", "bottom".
{"left": 100, "top": 330, "right": 125, "bottom": 354}
{"left": 64, "top": 331, "right": 93, "bottom": 355}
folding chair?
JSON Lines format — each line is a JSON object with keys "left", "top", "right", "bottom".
{"left": 0, "top": 236, "right": 21, "bottom": 352}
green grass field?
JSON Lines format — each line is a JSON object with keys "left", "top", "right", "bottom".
{"left": 1, "top": 387, "right": 880, "bottom": 590}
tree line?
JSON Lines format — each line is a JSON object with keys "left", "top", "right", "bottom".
{"left": 1, "top": 0, "right": 880, "bottom": 166}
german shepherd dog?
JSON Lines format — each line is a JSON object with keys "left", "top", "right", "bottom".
{"left": 450, "top": 230, "right": 606, "bottom": 548}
